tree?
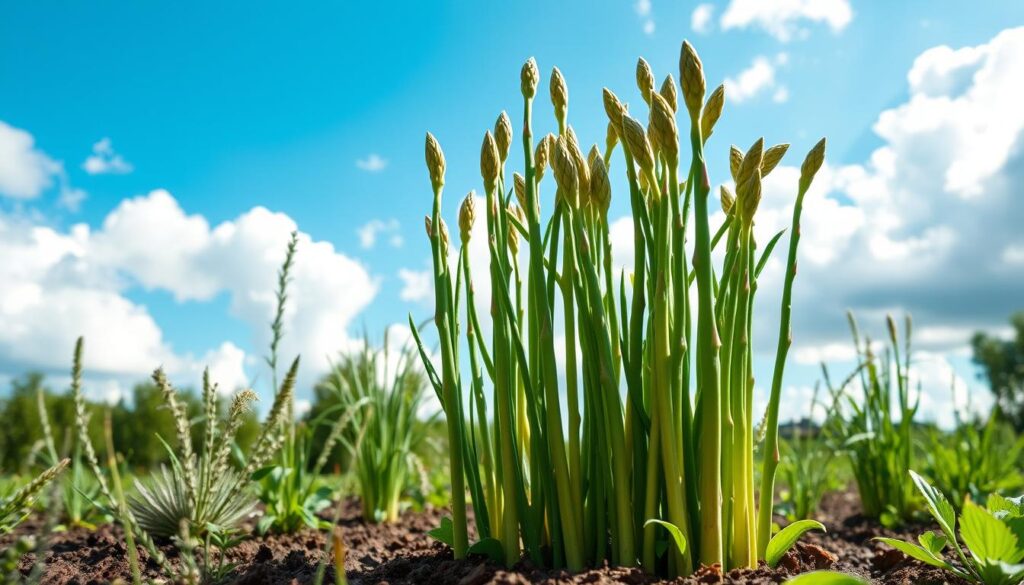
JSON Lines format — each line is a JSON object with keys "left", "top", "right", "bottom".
{"left": 972, "top": 312, "right": 1024, "bottom": 430}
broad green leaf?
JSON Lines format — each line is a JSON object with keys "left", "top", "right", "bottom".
{"left": 644, "top": 519, "right": 688, "bottom": 556}
{"left": 467, "top": 537, "right": 505, "bottom": 563}
{"left": 910, "top": 470, "right": 958, "bottom": 543}
{"left": 782, "top": 570, "right": 869, "bottom": 584}
{"left": 919, "top": 531, "right": 947, "bottom": 556}
{"left": 875, "top": 537, "right": 955, "bottom": 571}
{"left": 428, "top": 516, "right": 455, "bottom": 547}
{"left": 767, "top": 519, "right": 826, "bottom": 568}
{"left": 961, "top": 500, "right": 1024, "bottom": 564}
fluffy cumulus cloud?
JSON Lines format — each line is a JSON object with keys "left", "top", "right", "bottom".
{"left": 83, "top": 138, "right": 133, "bottom": 175}
{"left": 724, "top": 53, "right": 789, "bottom": 103}
{"left": 0, "top": 189, "right": 378, "bottom": 402}
{"left": 720, "top": 0, "right": 853, "bottom": 42}
{"left": 0, "top": 120, "right": 87, "bottom": 211}
{"left": 0, "top": 121, "right": 62, "bottom": 199}
{"left": 756, "top": 26, "right": 1024, "bottom": 356}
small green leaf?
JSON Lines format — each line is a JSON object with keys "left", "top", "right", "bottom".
{"left": 767, "top": 519, "right": 826, "bottom": 568}
{"left": 919, "top": 531, "right": 947, "bottom": 556}
{"left": 428, "top": 516, "right": 455, "bottom": 547}
{"left": 782, "top": 570, "right": 869, "bottom": 585}
{"left": 875, "top": 537, "right": 954, "bottom": 571}
{"left": 468, "top": 537, "right": 505, "bottom": 563}
{"left": 910, "top": 470, "right": 959, "bottom": 545}
{"left": 644, "top": 519, "right": 688, "bottom": 556}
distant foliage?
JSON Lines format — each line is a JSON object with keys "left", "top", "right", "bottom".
{"left": 0, "top": 374, "right": 259, "bottom": 471}
{"left": 972, "top": 312, "right": 1024, "bottom": 431}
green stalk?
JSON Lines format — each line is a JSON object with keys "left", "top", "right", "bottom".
{"left": 670, "top": 167, "right": 701, "bottom": 556}
{"left": 570, "top": 209, "right": 635, "bottom": 565}
{"left": 523, "top": 95, "right": 585, "bottom": 572}
{"left": 562, "top": 210, "right": 584, "bottom": 521}
{"left": 427, "top": 177, "right": 469, "bottom": 559}
{"left": 728, "top": 221, "right": 753, "bottom": 568}
{"left": 648, "top": 170, "right": 692, "bottom": 575}
{"left": 488, "top": 180, "right": 523, "bottom": 565}
{"left": 689, "top": 122, "right": 723, "bottom": 568}
{"left": 463, "top": 247, "right": 497, "bottom": 538}
{"left": 756, "top": 140, "right": 824, "bottom": 558}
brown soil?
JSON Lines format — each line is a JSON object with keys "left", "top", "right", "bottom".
{"left": 2, "top": 490, "right": 969, "bottom": 584}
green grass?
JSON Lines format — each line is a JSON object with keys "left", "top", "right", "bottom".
{"left": 823, "top": 313, "right": 919, "bottom": 526}
{"left": 320, "top": 332, "right": 432, "bottom": 523}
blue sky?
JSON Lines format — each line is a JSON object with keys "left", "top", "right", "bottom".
{"left": 2, "top": 1, "right": 1023, "bottom": 424}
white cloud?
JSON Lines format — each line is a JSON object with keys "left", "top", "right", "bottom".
{"left": 0, "top": 121, "right": 63, "bottom": 199}
{"left": 0, "top": 189, "right": 378, "bottom": 403}
{"left": 793, "top": 342, "right": 857, "bottom": 365}
{"left": 357, "top": 218, "right": 403, "bottom": 249}
{"left": 398, "top": 268, "right": 432, "bottom": 303}
{"left": 724, "top": 53, "right": 788, "bottom": 103}
{"left": 83, "top": 138, "right": 134, "bottom": 175}
{"left": 720, "top": 0, "right": 853, "bottom": 42}
{"left": 355, "top": 153, "right": 388, "bottom": 173}
{"left": 738, "top": 27, "right": 1024, "bottom": 385}
{"left": 692, "top": 4, "right": 715, "bottom": 34}
{"left": 635, "top": 0, "right": 655, "bottom": 36}
{"left": 0, "top": 120, "right": 88, "bottom": 211}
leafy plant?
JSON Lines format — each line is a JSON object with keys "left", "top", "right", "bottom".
{"left": 72, "top": 334, "right": 297, "bottom": 584}
{"left": 825, "top": 312, "right": 919, "bottom": 525}
{"left": 923, "top": 389, "right": 1024, "bottom": 510}
{"left": 129, "top": 365, "right": 296, "bottom": 539}
{"left": 254, "top": 413, "right": 361, "bottom": 533}
{"left": 412, "top": 39, "right": 828, "bottom": 575}
{"left": 320, "top": 332, "right": 432, "bottom": 523}
{"left": 252, "top": 230, "right": 365, "bottom": 534}
{"left": 876, "top": 471, "right": 1024, "bottom": 585}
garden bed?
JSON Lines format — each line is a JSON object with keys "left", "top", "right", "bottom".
{"left": 4, "top": 490, "right": 965, "bottom": 584}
